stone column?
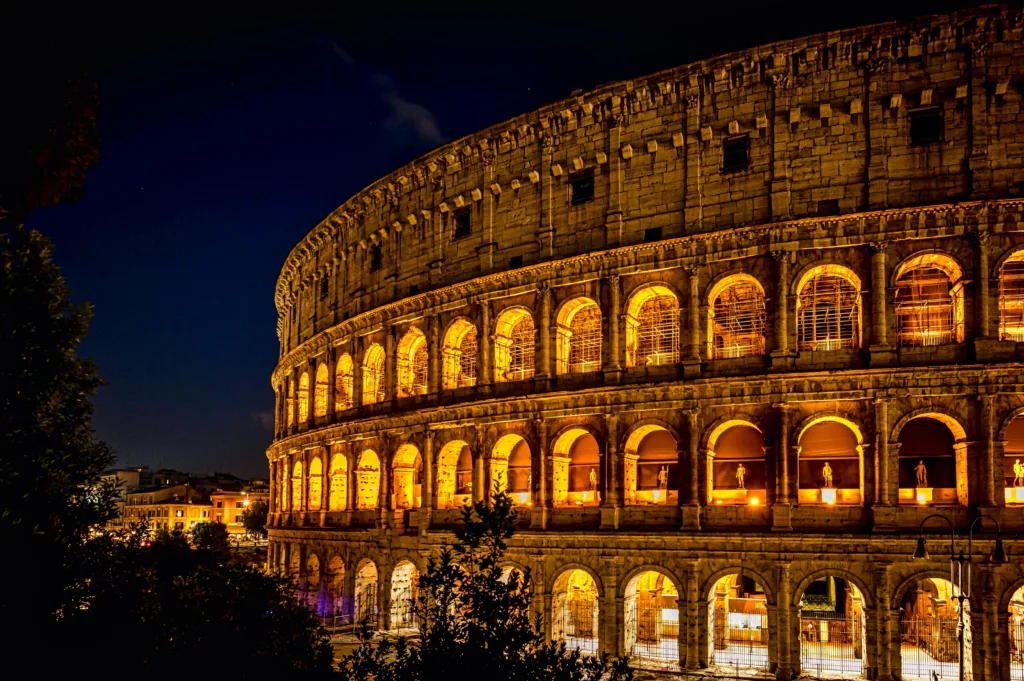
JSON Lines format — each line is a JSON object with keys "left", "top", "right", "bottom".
{"left": 975, "top": 231, "right": 992, "bottom": 339}
{"left": 770, "top": 250, "right": 793, "bottom": 370}
{"left": 684, "top": 559, "right": 701, "bottom": 670}
{"left": 299, "top": 449, "right": 309, "bottom": 526}
{"left": 274, "top": 387, "right": 282, "bottom": 438}
{"left": 604, "top": 274, "right": 622, "bottom": 381}
{"left": 873, "top": 398, "right": 896, "bottom": 531}
{"left": 600, "top": 413, "right": 621, "bottom": 530}
{"left": 473, "top": 429, "right": 486, "bottom": 505}
{"left": 290, "top": 365, "right": 300, "bottom": 434}
{"left": 385, "top": 324, "right": 398, "bottom": 402}
{"left": 421, "top": 429, "right": 434, "bottom": 533}
{"left": 874, "top": 562, "right": 895, "bottom": 681}
{"left": 326, "top": 345, "right": 337, "bottom": 423}
{"left": 305, "top": 358, "right": 316, "bottom": 429}
{"left": 980, "top": 394, "right": 997, "bottom": 507}
{"left": 345, "top": 448, "right": 355, "bottom": 526}
{"left": 428, "top": 314, "right": 441, "bottom": 394}
{"left": 605, "top": 116, "right": 624, "bottom": 248}
{"left": 601, "top": 558, "right": 621, "bottom": 656}
{"left": 477, "top": 299, "right": 492, "bottom": 391}
{"left": 772, "top": 404, "right": 793, "bottom": 531}
{"left": 776, "top": 561, "right": 793, "bottom": 681}
{"left": 869, "top": 242, "right": 894, "bottom": 365}
{"left": 352, "top": 343, "right": 364, "bottom": 408}
{"left": 532, "top": 417, "right": 551, "bottom": 530}
{"left": 683, "top": 266, "right": 701, "bottom": 378}
{"left": 538, "top": 285, "right": 552, "bottom": 381}
{"left": 377, "top": 448, "right": 390, "bottom": 529}
{"left": 681, "top": 409, "right": 701, "bottom": 531}
{"left": 268, "top": 458, "right": 278, "bottom": 526}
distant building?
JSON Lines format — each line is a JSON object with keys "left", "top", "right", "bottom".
{"left": 122, "top": 483, "right": 211, "bottom": 532}
{"left": 210, "top": 479, "right": 271, "bottom": 536}
{"left": 103, "top": 467, "right": 191, "bottom": 528}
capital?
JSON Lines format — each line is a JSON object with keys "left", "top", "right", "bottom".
{"left": 870, "top": 241, "right": 889, "bottom": 255}
{"left": 771, "top": 249, "right": 790, "bottom": 264}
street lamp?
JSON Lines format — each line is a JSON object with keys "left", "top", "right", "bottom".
{"left": 911, "top": 514, "right": 1007, "bottom": 681}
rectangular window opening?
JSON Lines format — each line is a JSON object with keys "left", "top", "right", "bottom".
{"left": 453, "top": 207, "right": 472, "bottom": 240}
{"left": 509, "top": 255, "right": 524, "bottom": 269}
{"left": 644, "top": 227, "right": 663, "bottom": 243}
{"left": 909, "top": 107, "right": 942, "bottom": 146}
{"left": 571, "top": 169, "right": 595, "bottom": 205}
{"left": 319, "top": 277, "right": 329, "bottom": 300}
{"left": 817, "top": 199, "right": 840, "bottom": 217}
{"left": 722, "top": 135, "right": 750, "bottom": 173}
{"left": 369, "top": 245, "right": 382, "bottom": 272}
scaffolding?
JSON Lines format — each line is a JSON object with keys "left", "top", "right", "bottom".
{"left": 711, "top": 282, "right": 766, "bottom": 359}
{"left": 632, "top": 296, "right": 680, "bottom": 367}
{"left": 1001, "top": 257, "right": 1024, "bottom": 342}
{"left": 362, "top": 345, "right": 386, "bottom": 405}
{"left": 335, "top": 354, "right": 354, "bottom": 411}
{"left": 568, "top": 306, "right": 603, "bottom": 373}
{"left": 459, "top": 330, "right": 478, "bottom": 386}
{"left": 896, "top": 267, "right": 961, "bottom": 347}
{"left": 797, "top": 273, "right": 861, "bottom": 351}
{"left": 495, "top": 316, "right": 536, "bottom": 382}
{"left": 314, "top": 363, "right": 329, "bottom": 417}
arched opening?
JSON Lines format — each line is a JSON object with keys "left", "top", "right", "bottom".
{"left": 328, "top": 448, "right": 347, "bottom": 511}
{"left": 797, "top": 266, "right": 862, "bottom": 351}
{"left": 354, "top": 560, "right": 378, "bottom": 626}
{"left": 500, "top": 565, "right": 526, "bottom": 585}
{"left": 797, "top": 419, "right": 863, "bottom": 506}
{"left": 708, "top": 423, "right": 767, "bottom": 506}
{"left": 707, "top": 574, "right": 769, "bottom": 673}
{"left": 298, "top": 370, "right": 310, "bottom": 422}
{"left": 306, "top": 553, "right": 322, "bottom": 613}
{"left": 327, "top": 556, "right": 345, "bottom": 620}
{"left": 335, "top": 353, "right": 354, "bottom": 411}
{"left": 457, "top": 444, "right": 474, "bottom": 502}
{"left": 899, "top": 577, "right": 970, "bottom": 680}
{"left": 625, "top": 570, "right": 680, "bottom": 669}
{"left": 396, "top": 327, "right": 428, "bottom": 397}
{"left": 435, "top": 440, "right": 470, "bottom": 509}
{"left": 897, "top": 417, "right": 965, "bottom": 507}
{"left": 314, "top": 363, "right": 329, "bottom": 417}
{"left": 390, "top": 561, "right": 420, "bottom": 632}
{"left": 362, "top": 343, "right": 386, "bottom": 405}
{"left": 552, "top": 429, "right": 601, "bottom": 506}
{"left": 708, "top": 274, "right": 767, "bottom": 359}
{"left": 624, "top": 426, "right": 678, "bottom": 505}
{"left": 492, "top": 434, "right": 532, "bottom": 505}
{"left": 291, "top": 461, "right": 303, "bottom": 511}
{"left": 288, "top": 549, "right": 301, "bottom": 585}
{"left": 556, "top": 297, "right": 602, "bottom": 375}
{"left": 286, "top": 377, "right": 295, "bottom": 427}
{"left": 442, "top": 318, "right": 478, "bottom": 389}
{"left": 552, "top": 569, "right": 599, "bottom": 654}
{"left": 1000, "top": 250, "right": 1024, "bottom": 342}
{"left": 625, "top": 285, "right": 679, "bottom": 367}
{"left": 1008, "top": 584, "right": 1024, "bottom": 681}
{"left": 799, "top": 576, "right": 866, "bottom": 678}
{"left": 1005, "top": 417, "right": 1024, "bottom": 504}
{"left": 307, "top": 455, "right": 323, "bottom": 512}
{"left": 392, "top": 444, "right": 423, "bottom": 510}
{"left": 494, "top": 308, "right": 535, "bottom": 382}
{"left": 355, "top": 450, "right": 381, "bottom": 510}
{"left": 895, "top": 254, "right": 965, "bottom": 347}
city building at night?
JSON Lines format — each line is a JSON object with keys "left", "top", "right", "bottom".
{"left": 268, "top": 6, "right": 1024, "bottom": 679}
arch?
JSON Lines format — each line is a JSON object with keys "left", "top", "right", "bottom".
{"left": 706, "top": 420, "right": 767, "bottom": 506}
{"left": 894, "top": 413, "right": 967, "bottom": 507}
{"left": 795, "top": 571, "right": 871, "bottom": 678}
{"left": 624, "top": 284, "right": 680, "bottom": 367}
{"left": 492, "top": 433, "right": 532, "bottom": 504}
{"left": 441, "top": 317, "right": 478, "bottom": 389}
{"left": 362, "top": 343, "right": 385, "bottom": 405}
{"left": 999, "top": 247, "right": 1024, "bottom": 341}
{"left": 895, "top": 574, "right": 969, "bottom": 681}
{"left": 305, "top": 553, "right": 322, "bottom": 612}
{"left": 354, "top": 559, "right": 379, "bottom": 625}
{"left": 396, "top": 327, "right": 428, "bottom": 397}
{"left": 890, "top": 408, "right": 968, "bottom": 443}
{"left": 555, "top": 296, "right": 602, "bottom": 375}
{"left": 392, "top": 443, "right": 423, "bottom": 510}
{"left": 707, "top": 273, "right": 767, "bottom": 360}
{"left": 435, "top": 439, "right": 470, "bottom": 509}
{"left": 328, "top": 449, "right": 347, "bottom": 511}
{"left": 623, "top": 423, "right": 678, "bottom": 506}
{"left": 701, "top": 566, "right": 777, "bottom": 606}
{"left": 796, "top": 264, "right": 863, "bottom": 352}
{"left": 307, "top": 455, "right": 323, "bottom": 511}
{"left": 285, "top": 376, "right": 295, "bottom": 427}
{"left": 1002, "top": 412, "right": 1024, "bottom": 504}
{"left": 793, "top": 568, "right": 874, "bottom": 610}
{"left": 335, "top": 352, "right": 354, "bottom": 411}
{"left": 298, "top": 370, "right": 310, "bottom": 422}
{"left": 706, "top": 571, "right": 770, "bottom": 673}
{"left": 893, "top": 251, "right": 966, "bottom": 347}
{"left": 551, "top": 566, "right": 601, "bottom": 654}
{"left": 326, "top": 555, "right": 345, "bottom": 616}
{"left": 551, "top": 426, "right": 601, "bottom": 507}
{"left": 494, "top": 307, "right": 535, "bottom": 382}
{"left": 290, "top": 460, "right": 303, "bottom": 512}
{"left": 389, "top": 560, "right": 420, "bottom": 631}
{"left": 355, "top": 449, "right": 381, "bottom": 510}
{"left": 313, "top": 362, "right": 329, "bottom": 417}
{"left": 796, "top": 415, "right": 864, "bottom": 506}
{"left": 623, "top": 568, "right": 682, "bottom": 668}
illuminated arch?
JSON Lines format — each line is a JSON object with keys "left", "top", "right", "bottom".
{"left": 285, "top": 377, "right": 295, "bottom": 427}
{"left": 551, "top": 427, "right": 601, "bottom": 506}
{"left": 441, "top": 318, "right": 478, "bottom": 390}
{"left": 705, "top": 571, "right": 770, "bottom": 671}
{"left": 389, "top": 560, "right": 420, "bottom": 631}
{"left": 1002, "top": 411, "right": 1024, "bottom": 505}
{"left": 624, "top": 284, "right": 679, "bottom": 367}
{"left": 307, "top": 455, "right": 323, "bottom": 511}
{"left": 396, "top": 327, "right": 428, "bottom": 397}
{"left": 392, "top": 443, "right": 423, "bottom": 510}
{"left": 622, "top": 424, "right": 677, "bottom": 505}
{"left": 494, "top": 307, "right": 535, "bottom": 382}
{"left": 362, "top": 343, "right": 386, "bottom": 405}
{"left": 335, "top": 352, "right": 354, "bottom": 411}
{"left": 894, "top": 252, "right": 965, "bottom": 347}
{"left": 892, "top": 410, "right": 968, "bottom": 507}
{"left": 290, "top": 460, "right": 303, "bottom": 512}
{"left": 326, "top": 555, "right": 345, "bottom": 616}
{"left": 354, "top": 559, "right": 379, "bottom": 624}
{"left": 623, "top": 568, "right": 682, "bottom": 666}
{"left": 492, "top": 433, "right": 532, "bottom": 504}
{"left": 795, "top": 264, "right": 862, "bottom": 352}
{"left": 305, "top": 553, "right": 322, "bottom": 611}
{"left": 555, "top": 297, "right": 602, "bottom": 375}
{"left": 999, "top": 248, "right": 1024, "bottom": 341}
{"left": 313, "top": 362, "right": 329, "bottom": 417}
{"left": 707, "top": 273, "right": 766, "bottom": 360}
{"left": 705, "top": 419, "right": 766, "bottom": 506}
{"left": 551, "top": 567, "right": 601, "bottom": 654}
{"left": 328, "top": 449, "right": 347, "bottom": 511}
{"left": 795, "top": 415, "right": 864, "bottom": 506}
{"left": 298, "top": 370, "right": 310, "bottom": 422}
{"left": 355, "top": 449, "right": 381, "bottom": 510}
{"left": 435, "top": 440, "right": 470, "bottom": 509}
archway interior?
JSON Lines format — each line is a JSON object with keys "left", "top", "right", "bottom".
{"left": 1009, "top": 585, "right": 1024, "bottom": 681}
{"left": 492, "top": 435, "right": 531, "bottom": 505}
{"left": 551, "top": 569, "right": 600, "bottom": 654}
{"left": 354, "top": 561, "right": 378, "bottom": 625}
{"left": 434, "top": 441, "right": 470, "bottom": 509}
{"left": 555, "top": 297, "right": 602, "bottom": 375}
{"left": 899, "top": 577, "right": 969, "bottom": 681}
{"left": 797, "top": 421, "right": 862, "bottom": 505}
{"left": 627, "top": 428, "right": 678, "bottom": 505}
{"left": 355, "top": 450, "right": 380, "bottom": 510}
{"left": 707, "top": 574, "right": 768, "bottom": 672}
{"left": 799, "top": 576, "right": 866, "bottom": 678}
{"left": 305, "top": 554, "right": 322, "bottom": 613}
{"left": 1005, "top": 418, "right": 1024, "bottom": 504}
{"left": 329, "top": 449, "right": 347, "bottom": 512}
{"left": 441, "top": 319, "right": 477, "bottom": 390}
{"left": 392, "top": 445, "right": 423, "bottom": 510}
{"left": 291, "top": 461, "right": 303, "bottom": 511}
{"left": 625, "top": 571, "right": 680, "bottom": 668}
{"left": 390, "top": 561, "right": 420, "bottom": 631}
{"left": 897, "top": 418, "right": 960, "bottom": 506}
{"left": 327, "top": 556, "right": 345, "bottom": 618}
{"left": 554, "top": 430, "right": 600, "bottom": 507}
{"left": 710, "top": 424, "right": 767, "bottom": 506}
{"left": 308, "top": 455, "right": 323, "bottom": 511}
{"left": 894, "top": 255, "right": 965, "bottom": 347}
{"left": 625, "top": 287, "right": 679, "bottom": 368}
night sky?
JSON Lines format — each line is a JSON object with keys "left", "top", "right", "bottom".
{"left": 17, "top": 2, "right": 975, "bottom": 478}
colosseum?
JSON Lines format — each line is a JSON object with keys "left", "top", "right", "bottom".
{"left": 268, "top": 6, "right": 1024, "bottom": 679}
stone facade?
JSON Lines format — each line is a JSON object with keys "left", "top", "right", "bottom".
{"left": 268, "top": 6, "right": 1024, "bottom": 680}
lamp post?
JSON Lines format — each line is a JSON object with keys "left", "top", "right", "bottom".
{"left": 911, "top": 514, "right": 1007, "bottom": 681}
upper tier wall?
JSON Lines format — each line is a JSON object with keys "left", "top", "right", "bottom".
{"left": 275, "top": 5, "right": 1024, "bottom": 357}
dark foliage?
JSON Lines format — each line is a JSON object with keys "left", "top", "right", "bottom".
{"left": 242, "top": 498, "right": 270, "bottom": 539}
{"left": 191, "top": 520, "right": 233, "bottom": 561}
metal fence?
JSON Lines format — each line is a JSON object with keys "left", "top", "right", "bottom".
{"left": 710, "top": 601, "right": 770, "bottom": 675}
{"left": 799, "top": 609, "right": 864, "bottom": 678}
{"left": 553, "top": 597, "right": 600, "bottom": 654}
{"left": 1011, "top": 619, "right": 1024, "bottom": 681}
{"left": 900, "top": 615, "right": 962, "bottom": 680}
{"left": 390, "top": 594, "right": 420, "bottom": 633}
{"left": 627, "top": 598, "right": 679, "bottom": 668}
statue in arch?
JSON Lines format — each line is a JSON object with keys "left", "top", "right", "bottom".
{"left": 658, "top": 466, "right": 669, "bottom": 489}
{"left": 915, "top": 460, "right": 928, "bottom": 487}
{"left": 735, "top": 463, "right": 747, "bottom": 490}
{"left": 1014, "top": 459, "right": 1024, "bottom": 487}
{"left": 822, "top": 462, "right": 833, "bottom": 488}
{"left": 589, "top": 467, "right": 598, "bottom": 490}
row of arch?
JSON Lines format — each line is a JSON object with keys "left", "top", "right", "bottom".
{"left": 276, "top": 410, "right": 1024, "bottom": 514}
{"left": 279, "top": 548, "right": 1024, "bottom": 679}
{"left": 280, "top": 249, "right": 1024, "bottom": 426}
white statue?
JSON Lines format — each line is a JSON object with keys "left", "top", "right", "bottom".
{"left": 1014, "top": 459, "right": 1024, "bottom": 487}
{"left": 736, "top": 463, "right": 746, "bottom": 490}
{"left": 589, "top": 467, "right": 597, "bottom": 490}
{"left": 658, "top": 465, "right": 669, "bottom": 489}
{"left": 822, "top": 462, "right": 833, "bottom": 488}
{"left": 915, "top": 460, "right": 928, "bottom": 487}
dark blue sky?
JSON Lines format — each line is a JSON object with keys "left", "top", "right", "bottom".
{"left": 22, "top": 2, "right": 970, "bottom": 478}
